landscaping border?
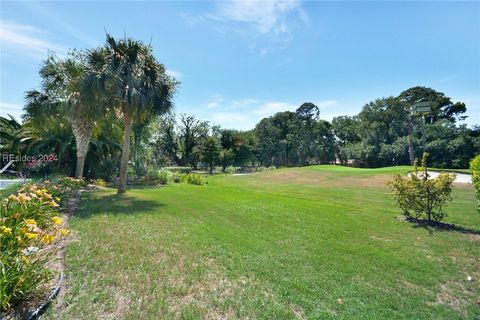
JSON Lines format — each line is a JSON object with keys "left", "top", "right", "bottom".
{"left": 2, "top": 187, "right": 89, "bottom": 320}
{"left": 25, "top": 272, "right": 64, "bottom": 320}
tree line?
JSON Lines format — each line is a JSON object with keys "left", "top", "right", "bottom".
{"left": 1, "top": 35, "right": 479, "bottom": 191}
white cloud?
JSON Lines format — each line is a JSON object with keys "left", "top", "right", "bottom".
{"left": 15, "top": 1, "right": 99, "bottom": 48}
{"left": 210, "top": 112, "right": 256, "bottom": 130}
{"left": 205, "top": 94, "right": 225, "bottom": 109}
{"left": 0, "top": 20, "right": 65, "bottom": 59}
{"left": 227, "top": 98, "right": 260, "bottom": 110}
{"left": 181, "top": 0, "right": 308, "bottom": 54}
{"left": 201, "top": 95, "right": 343, "bottom": 129}
{"left": 251, "top": 101, "right": 296, "bottom": 115}
{"left": 0, "top": 102, "right": 23, "bottom": 122}
{"left": 166, "top": 69, "right": 185, "bottom": 80}
{"left": 315, "top": 100, "right": 338, "bottom": 109}
{"left": 216, "top": 0, "right": 300, "bottom": 35}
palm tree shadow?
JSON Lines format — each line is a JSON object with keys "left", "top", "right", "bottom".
{"left": 407, "top": 217, "right": 480, "bottom": 235}
{"left": 76, "top": 191, "right": 163, "bottom": 219}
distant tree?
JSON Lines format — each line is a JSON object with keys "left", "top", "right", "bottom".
{"left": 332, "top": 116, "right": 360, "bottom": 165}
{"left": 398, "top": 86, "right": 467, "bottom": 123}
{"left": 151, "top": 113, "right": 179, "bottom": 166}
{"left": 296, "top": 102, "right": 320, "bottom": 121}
{"left": 201, "top": 136, "right": 220, "bottom": 174}
{"left": 178, "top": 114, "right": 209, "bottom": 168}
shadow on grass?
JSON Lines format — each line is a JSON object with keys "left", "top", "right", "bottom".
{"left": 76, "top": 191, "right": 162, "bottom": 219}
{"left": 407, "top": 217, "right": 480, "bottom": 235}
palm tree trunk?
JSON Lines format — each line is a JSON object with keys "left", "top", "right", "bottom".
{"left": 71, "top": 117, "right": 93, "bottom": 179}
{"left": 118, "top": 111, "right": 133, "bottom": 194}
{"left": 75, "top": 155, "right": 86, "bottom": 179}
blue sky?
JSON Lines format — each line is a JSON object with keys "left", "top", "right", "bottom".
{"left": 1, "top": 0, "right": 479, "bottom": 130}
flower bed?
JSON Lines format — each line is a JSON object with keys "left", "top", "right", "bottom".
{"left": 0, "top": 177, "right": 85, "bottom": 318}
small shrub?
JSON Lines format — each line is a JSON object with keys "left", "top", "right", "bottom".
{"left": 134, "top": 170, "right": 169, "bottom": 186}
{"left": 0, "top": 184, "right": 69, "bottom": 312}
{"left": 267, "top": 166, "right": 277, "bottom": 171}
{"left": 172, "top": 173, "right": 181, "bottom": 183}
{"left": 224, "top": 166, "right": 237, "bottom": 174}
{"left": 471, "top": 154, "right": 480, "bottom": 212}
{"left": 388, "top": 153, "right": 455, "bottom": 222}
{"left": 253, "top": 166, "right": 267, "bottom": 172}
{"left": 158, "top": 170, "right": 169, "bottom": 185}
{"left": 92, "top": 178, "right": 107, "bottom": 187}
{"left": 181, "top": 173, "right": 204, "bottom": 185}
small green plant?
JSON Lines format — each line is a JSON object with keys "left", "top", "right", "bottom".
{"left": 158, "top": 170, "right": 169, "bottom": 185}
{"left": 388, "top": 153, "right": 456, "bottom": 222}
{"left": 172, "top": 173, "right": 181, "bottom": 183}
{"left": 224, "top": 166, "right": 237, "bottom": 174}
{"left": 134, "top": 170, "right": 170, "bottom": 186}
{"left": 181, "top": 173, "right": 204, "bottom": 185}
{"left": 92, "top": 178, "right": 107, "bottom": 187}
{"left": 470, "top": 154, "right": 480, "bottom": 212}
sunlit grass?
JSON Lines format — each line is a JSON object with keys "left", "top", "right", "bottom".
{"left": 45, "top": 166, "right": 479, "bottom": 319}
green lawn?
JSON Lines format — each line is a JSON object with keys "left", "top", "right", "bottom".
{"left": 45, "top": 166, "right": 479, "bottom": 319}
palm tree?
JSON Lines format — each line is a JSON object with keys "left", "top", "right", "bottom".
{"left": 0, "top": 115, "right": 35, "bottom": 159}
{"left": 25, "top": 52, "right": 99, "bottom": 179}
{"left": 88, "top": 34, "right": 177, "bottom": 194}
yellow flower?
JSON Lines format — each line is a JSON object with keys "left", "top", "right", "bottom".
{"left": 17, "top": 193, "right": 31, "bottom": 203}
{"left": 55, "top": 197, "right": 61, "bottom": 202}
{"left": 0, "top": 226, "right": 12, "bottom": 234}
{"left": 41, "top": 234, "right": 55, "bottom": 244}
{"left": 51, "top": 216, "right": 63, "bottom": 225}
{"left": 43, "top": 193, "right": 53, "bottom": 200}
{"left": 35, "top": 190, "right": 44, "bottom": 197}
{"left": 24, "top": 232, "right": 38, "bottom": 239}
{"left": 59, "top": 228, "right": 70, "bottom": 236}
{"left": 25, "top": 219, "right": 37, "bottom": 226}
{"left": 8, "top": 194, "right": 19, "bottom": 202}
{"left": 49, "top": 200, "right": 59, "bottom": 207}
{"left": 21, "top": 256, "right": 30, "bottom": 264}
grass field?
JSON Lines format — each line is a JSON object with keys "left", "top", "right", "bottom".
{"left": 45, "top": 166, "right": 479, "bottom": 319}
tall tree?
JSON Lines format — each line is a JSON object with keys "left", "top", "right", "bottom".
{"left": 24, "top": 52, "right": 98, "bottom": 178}
{"left": 398, "top": 86, "right": 467, "bottom": 123}
{"left": 88, "top": 35, "right": 177, "bottom": 193}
